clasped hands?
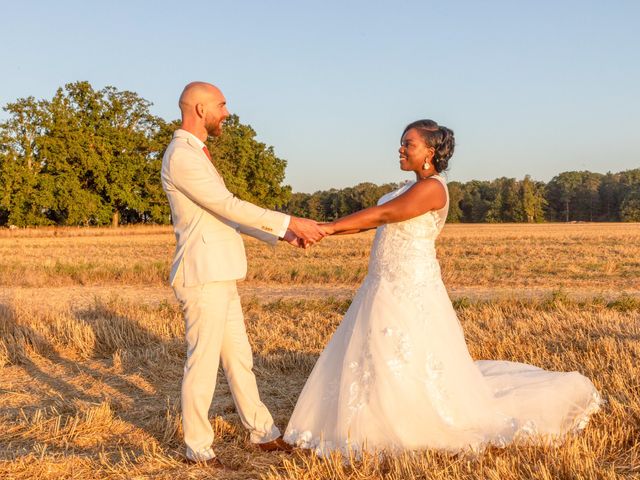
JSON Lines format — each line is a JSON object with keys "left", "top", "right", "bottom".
{"left": 283, "top": 216, "right": 333, "bottom": 249}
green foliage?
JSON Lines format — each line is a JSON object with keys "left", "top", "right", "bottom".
{"left": 209, "top": 115, "right": 291, "bottom": 209}
{"left": 285, "top": 170, "right": 637, "bottom": 223}
{"left": 445, "top": 182, "right": 464, "bottom": 223}
{"left": 0, "top": 82, "right": 170, "bottom": 226}
{"left": 546, "top": 171, "right": 604, "bottom": 222}
{"left": 521, "top": 175, "right": 547, "bottom": 222}
{"left": 620, "top": 187, "right": 640, "bottom": 221}
{"left": 284, "top": 183, "right": 398, "bottom": 221}
{"left": 459, "top": 181, "right": 494, "bottom": 223}
{"left": 0, "top": 83, "right": 293, "bottom": 226}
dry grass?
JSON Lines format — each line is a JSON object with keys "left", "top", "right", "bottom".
{"left": 0, "top": 224, "right": 639, "bottom": 479}
{"left": 0, "top": 296, "right": 638, "bottom": 479}
{"left": 1, "top": 223, "right": 639, "bottom": 292}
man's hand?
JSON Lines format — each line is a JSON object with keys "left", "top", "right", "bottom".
{"left": 288, "top": 216, "right": 326, "bottom": 246}
{"left": 282, "top": 229, "right": 303, "bottom": 248}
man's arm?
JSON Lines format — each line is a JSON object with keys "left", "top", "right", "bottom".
{"left": 170, "top": 150, "right": 289, "bottom": 234}
{"left": 237, "top": 224, "right": 280, "bottom": 245}
{"left": 169, "top": 150, "right": 322, "bottom": 245}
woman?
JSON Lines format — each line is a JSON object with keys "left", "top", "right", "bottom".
{"left": 284, "top": 119, "right": 601, "bottom": 457}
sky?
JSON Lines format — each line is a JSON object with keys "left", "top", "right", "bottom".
{"left": 2, "top": 0, "right": 639, "bottom": 192}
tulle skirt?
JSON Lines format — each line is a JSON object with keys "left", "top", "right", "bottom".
{"left": 284, "top": 275, "right": 601, "bottom": 457}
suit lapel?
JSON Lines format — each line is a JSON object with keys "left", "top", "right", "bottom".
{"left": 173, "top": 131, "right": 224, "bottom": 182}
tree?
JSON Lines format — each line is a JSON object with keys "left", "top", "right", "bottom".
{"left": 459, "top": 181, "right": 495, "bottom": 222}
{"left": 546, "top": 171, "right": 605, "bottom": 222}
{"left": 620, "top": 186, "right": 640, "bottom": 221}
{"left": 546, "top": 172, "right": 582, "bottom": 221}
{"left": 574, "top": 172, "right": 603, "bottom": 221}
{"left": 486, "top": 177, "right": 524, "bottom": 222}
{"left": 210, "top": 115, "right": 291, "bottom": 210}
{"left": 285, "top": 192, "right": 311, "bottom": 218}
{"left": 446, "top": 181, "right": 464, "bottom": 223}
{"left": 0, "top": 81, "right": 170, "bottom": 226}
{"left": 306, "top": 194, "right": 324, "bottom": 221}
{"left": 521, "top": 175, "right": 546, "bottom": 222}
{"left": 598, "top": 172, "right": 621, "bottom": 221}
{"left": 617, "top": 169, "right": 640, "bottom": 222}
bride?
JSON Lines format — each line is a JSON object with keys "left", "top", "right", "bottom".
{"left": 284, "top": 119, "right": 601, "bottom": 457}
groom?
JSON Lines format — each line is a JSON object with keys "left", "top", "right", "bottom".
{"left": 161, "top": 81, "right": 324, "bottom": 465}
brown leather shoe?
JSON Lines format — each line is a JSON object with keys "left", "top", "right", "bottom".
{"left": 257, "top": 435, "right": 294, "bottom": 453}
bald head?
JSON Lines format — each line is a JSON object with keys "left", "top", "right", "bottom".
{"left": 179, "top": 82, "right": 222, "bottom": 111}
{"left": 178, "top": 81, "right": 229, "bottom": 139}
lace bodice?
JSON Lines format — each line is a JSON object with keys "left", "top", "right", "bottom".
{"left": 368, "top": 176, "right": 449, "bottom": 286}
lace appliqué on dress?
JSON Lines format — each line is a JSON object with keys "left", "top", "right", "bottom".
{"left": 346, "top": 330, "right": 375, "bottom": 426}
{"left": 382, "top": 327, "right": 412, "bottom": 378}
{"left": 423, "top": 353, "right": 455, "bottom": 425}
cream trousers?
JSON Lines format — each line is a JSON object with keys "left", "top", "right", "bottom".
{"left": 173, "top": 264, "right": 280, "bottom": 461}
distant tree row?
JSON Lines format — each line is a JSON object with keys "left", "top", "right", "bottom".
{"left": 0, "top": 81, "right": 289, "bottom": 227}
{"left": 285, "top": 169, "right": 640, "bottom": 223}
{"left": 285, "top": 183, "right": 400, "bottom": 222}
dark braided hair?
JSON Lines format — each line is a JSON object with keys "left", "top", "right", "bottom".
{"left": 401, "top": 119, "right": 455, "bottom": 173}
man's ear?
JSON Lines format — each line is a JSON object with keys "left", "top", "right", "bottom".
{"left": 195, "top": 103, "right": 205, "bottom": 118}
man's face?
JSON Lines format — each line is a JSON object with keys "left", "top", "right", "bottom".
{"left": 204, "top": 90, "right": 229, "bottom": 137}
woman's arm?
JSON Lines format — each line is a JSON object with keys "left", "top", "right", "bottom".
{"left": 321, "top": 226, "right": 376, "bottom": 235}
{"left": 322, "top": 178, "right": 446, "bottom": 235}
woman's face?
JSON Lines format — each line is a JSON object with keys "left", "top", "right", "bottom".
{"left": 398, "top": 128, "right": 434, "bottom": 172}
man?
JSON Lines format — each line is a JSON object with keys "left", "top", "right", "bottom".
{"left": 161, "top": 82, "right": 323, "bottom": 465}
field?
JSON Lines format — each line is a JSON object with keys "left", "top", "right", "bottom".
{"left": 0, "top": 223, "right": 639, "bottom": 479}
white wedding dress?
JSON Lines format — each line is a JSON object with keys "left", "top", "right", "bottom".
{"left": 284, "top": 175, "right": 601, "bottom": 457}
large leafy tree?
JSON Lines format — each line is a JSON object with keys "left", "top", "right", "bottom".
{"left": 209, "top": 115, "right": 291, "bottom": 209}
{"left": 0, "top": 84, "right": 295, "bottom": 226}
{"left": 0, "top": 81, "right": 170, "bottom": 226}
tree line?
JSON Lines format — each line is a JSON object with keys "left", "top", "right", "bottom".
{"left": 286, "top": 170, "right": 640, "bottom": 223}
{"left": 1, "top": 82, "right": 638, "bottom": 226}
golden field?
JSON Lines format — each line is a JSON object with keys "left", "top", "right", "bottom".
{"left": 1, "top": 223, "right": 638, "bottom": 293}
{"left": 0, "top": 223, "right": 639, "bottom": 479}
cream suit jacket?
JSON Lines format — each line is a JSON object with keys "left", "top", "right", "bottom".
{"left": 161, "top": 129, "right": 289, "bottom": 287}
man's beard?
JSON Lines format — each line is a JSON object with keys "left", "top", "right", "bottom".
{"left": 206, "top": 119, "right": 223, "bottom": 137}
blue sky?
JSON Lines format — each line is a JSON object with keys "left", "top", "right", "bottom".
{"left": 2, "top": 0, "right": 639, "bottom": 192}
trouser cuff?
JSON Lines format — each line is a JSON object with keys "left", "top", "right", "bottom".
{"left": 251, "top": 424, "right": 281, "bottom": 444}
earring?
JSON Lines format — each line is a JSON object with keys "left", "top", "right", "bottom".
{"left": 423, "top": 161, "right": 430, "bottom": 171}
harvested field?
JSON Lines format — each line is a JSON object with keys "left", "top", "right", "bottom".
{"left": 0, "top": 224, "right": 638, "bottom": 479}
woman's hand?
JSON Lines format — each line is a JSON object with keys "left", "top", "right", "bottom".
{"left": 319, "top": 222, "right": 336, "bottom": 236}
